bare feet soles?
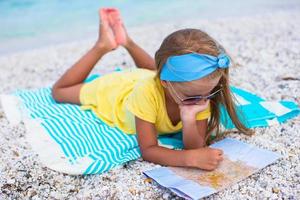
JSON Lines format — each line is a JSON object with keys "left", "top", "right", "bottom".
{"left": 98, "top": 8, "right": 129, "bottom": 52}
{"left": 105, "top": 8, "right": 127, "bottom": 46}
{"left": 99, "top": 8, "right": 118, "bottom": 51}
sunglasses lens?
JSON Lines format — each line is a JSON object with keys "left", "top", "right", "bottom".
{"left": 182, "top": 97, "right": 203, "bottom": 105}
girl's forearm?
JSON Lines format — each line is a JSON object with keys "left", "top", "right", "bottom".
{"left": 182, "top": 118, "right": 205, "bottom": 149}
{"left": 125, "top": 39, "right": 156, "bottom": 71}
{"left": 53, "top": 45, "right": 108, "bottom": 89}
{"left": 141, "top": 145, "right": 194, "bottom": 167}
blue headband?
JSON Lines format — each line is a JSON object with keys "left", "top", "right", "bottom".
{"left": 160, "top": 52, "right": 230, "bottom": 82}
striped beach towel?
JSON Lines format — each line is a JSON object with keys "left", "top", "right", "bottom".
{"left": 1, "top": 69, "right": 299, "bottom": 175}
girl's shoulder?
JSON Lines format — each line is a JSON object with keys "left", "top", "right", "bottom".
{"left": 134, "top": 73, "right": 161, "bottom": 92}
{"left": 130, "top": 76, "right": 164, "bottom": 108}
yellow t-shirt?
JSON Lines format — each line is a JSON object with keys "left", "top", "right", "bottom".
{"left": 80, "top": 68, "right": 211, "bottom": 135}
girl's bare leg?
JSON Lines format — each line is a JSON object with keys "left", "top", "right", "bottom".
{"left": 107, "top": 9, "right": 156, "bottom": 70}
{"left": 52, "top": 8, "right": 156, "bottom": 105}
{"left": 52, "top": 9, "right": 116, "bottom": 104}
{"left": 124, "top": 38, "right": 156, "bottom": 71}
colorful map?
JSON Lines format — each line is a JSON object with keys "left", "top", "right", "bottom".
{"left": 143, "top": 138, "right": 281, "bottom": 200}
{"left": 169, "top": 156, "right": 257, "bottom": 190}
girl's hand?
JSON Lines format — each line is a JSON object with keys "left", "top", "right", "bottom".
{"left": 94, "top": 9, "right": 118, "bottom": 53}
{"left": 188, "top": 147, "right": 223, "bottom": 170}
{"left": 179, "top": 100, "right": 210, "bottom": 121}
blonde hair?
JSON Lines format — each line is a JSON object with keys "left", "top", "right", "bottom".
{"left": 154, "top": 28, "right": 254, "bottom": 144}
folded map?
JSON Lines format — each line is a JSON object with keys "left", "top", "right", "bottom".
{"left": 143, "top": 138, "right": 282, "bottom": 200}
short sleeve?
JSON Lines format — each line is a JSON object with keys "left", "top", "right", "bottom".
{"left": 196, "top": 102, "right": 211, "bottom": 120}
{"left": 125, "top": 80, "right": 157, "bottom": 123}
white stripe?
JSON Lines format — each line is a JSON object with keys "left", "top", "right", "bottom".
{"left": 260, "top": 101, "right": 291, "bottom": 116}
{"left": 24, "top": 117, "right": 93, "bottom": 175}
{"left": 102, "top": 125, "right": 124, "bottom": 163}
{"left": 266, "top": 118, "right": 280, "bottom": 126}
{"left": 232, "top": 93, "right": 251, "bottom": 105}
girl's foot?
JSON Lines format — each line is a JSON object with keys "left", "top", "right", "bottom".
{"left": 106, "top": 8, "right": 128, "bottom": 46}
{"left": 95, "top": 8, "right": 118, "bottom": 52}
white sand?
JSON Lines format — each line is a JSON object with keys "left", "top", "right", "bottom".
{"left": 0, "top": 10, "right": 299, "bottom": 199}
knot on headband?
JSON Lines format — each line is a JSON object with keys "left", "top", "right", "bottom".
{"left": 217, "top": 53, "right": 230, "bottom": 68}
{"left": 160, "top": 52, "right": 230, "bottom": 82}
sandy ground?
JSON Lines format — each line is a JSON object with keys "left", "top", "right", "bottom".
{"left": 0, "top": 10, "right": 300, "bottom": 199}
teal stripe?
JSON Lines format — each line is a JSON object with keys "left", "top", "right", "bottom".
{"left": 14, "top": 87, "right": 145, "bottom": 174}
{"left": 63, "top": 105, "right": 92, "bottom": 155}
{"left": 105, "top": 125, "right": 133, "bottom": 163}
{"left": 230, "top": 86, "right": 264, "bottom": 102}
{"left": 49, "top": 116, "right": 84, "bottom": 158}
{"left": 93, "top": 124, "right": 116, "bottom": 163}
{"left": 104, "top": 126, "right": 127, "bottom": 160}
{"left": 46, "top": 118, "right": 81, "bottom": 159}
{"left": 86, "top": 123, "right": 105, "bottom": 149}
{"left": 101, "top": 125, "right": 122, "bottom": 163}
{"left": 277, "top": 101, "right": 300, "bottom": 123}
{"left": 42, "top": 119, "right": 76, "bottom": 160}
{"left": 80, "top": 123, "right": 103, "bottom": 152}
{"left": 85, "top": 160, "right": 100, "bottom": 174}
{"left": 20, "top": 90, "right": 85, "bottom": 158}
{"left": 50, "top": 110, "right": 88, "bottom": 157}
{"left": 45, "top": 105, "right": 87, "bottom": 157}
{"left": 114, "top": 126, "right": 136, "bottom": 149}
{"left": 42, "top": 123, "right": 72, "bottom": 158}
{"left": 59, "top": 105, "right": 92, "bottom": 156}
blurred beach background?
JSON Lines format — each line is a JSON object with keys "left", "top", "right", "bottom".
{"left": 1, "top": 0, "right": 300, "bottom": 55}
{"left": 1, "top": 1, "right": 300, "bottom": 199}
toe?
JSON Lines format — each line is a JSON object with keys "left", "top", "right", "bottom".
{"left": 107, "top": 9, "right": 122, "bottom": 25}
{"left": 106, "top": 8, "right": 127, "bottom": 45}
{"left": 99, "top": 8, "right": 110, "bottom": 26}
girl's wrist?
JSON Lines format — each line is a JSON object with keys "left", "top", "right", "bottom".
{"left": 181, "top": 116, "right": 196, "bottom": 124}
{"left": 180, "top": 112, "right": 196, "bottom": 122}
{"left": 184, "top": 149, "right": 198, "bottom": 168}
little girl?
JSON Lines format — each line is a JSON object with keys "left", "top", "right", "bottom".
{"left": 52, "top": 8, "right": 253, "bottom": 171}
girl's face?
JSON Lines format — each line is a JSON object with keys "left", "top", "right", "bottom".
{"left": 163, "top": 76, "right": 221, "bottom": 105}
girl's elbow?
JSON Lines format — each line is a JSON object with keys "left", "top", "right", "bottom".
{"left": 140, "top": 148, "right": 149, "bottom": 160}
{"left": 141, "top": 151, "right": 154, "bottom": 163}
{"left": 141, "top": 153, "right": 149, "bottom": 161}
{"left": 140, "top": 145, "right": 157, "bottom": 161}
